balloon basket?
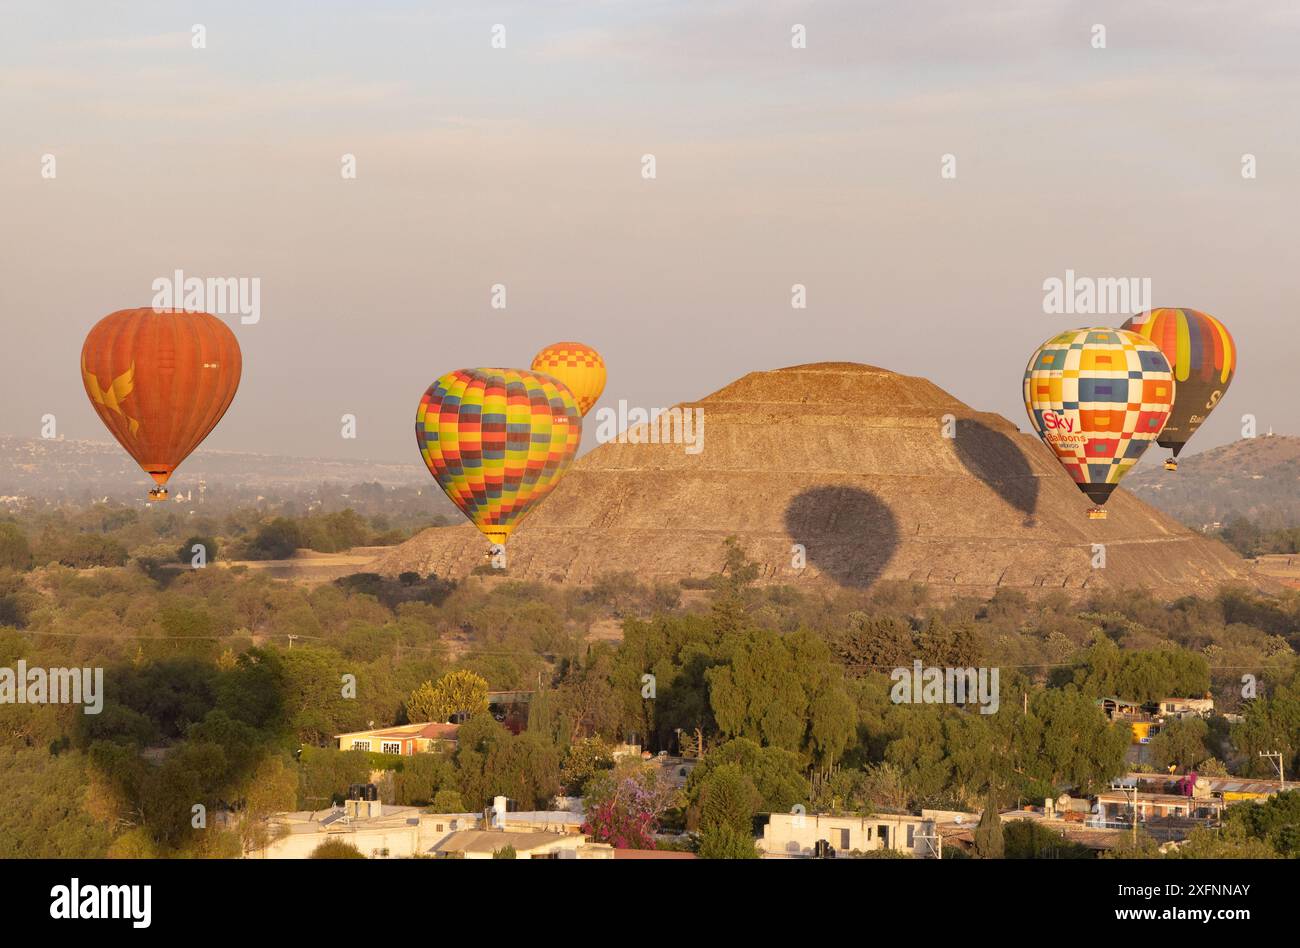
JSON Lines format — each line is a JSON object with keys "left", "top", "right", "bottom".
{"left": 1086, "top": 507, "right": 1108, "bottom": 521}
{"left": 1163, "top": 458, "right": 1178, "bottom": 472}
{"left": 147, "top": 487, "right": 169, "bottom": 502}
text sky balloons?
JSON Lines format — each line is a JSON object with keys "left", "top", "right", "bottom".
{"left": 1024, "top": 328, "right": 1173, "bottom": 512}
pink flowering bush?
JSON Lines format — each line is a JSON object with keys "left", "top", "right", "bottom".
{"left": 581, "top": 772, "right": 675, "bottom": 849}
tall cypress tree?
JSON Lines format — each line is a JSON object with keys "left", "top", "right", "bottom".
{"left": 974, "top": 790, "right": 1004, "bottom": 859}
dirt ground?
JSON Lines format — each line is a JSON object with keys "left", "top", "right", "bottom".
{"left": 1252, "top": 554, "right": 1300, "bottom": 589}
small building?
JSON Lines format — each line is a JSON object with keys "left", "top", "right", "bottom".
{"left": 1094, "top": 790, "right": 1224, "bottom": 825}
{"left": 484, "top": 795, "right": 585, "bottom": 834}
{"left": 251, "top": 805, "right": 479, "bottom": 859}
{"left": 653, "top": 755, "right": 698, "bottom": 790}
{"left": 431, "top": 830, "right": 588, "bottom": 859}
{"left": 335, "top": 721, "right": 460, "bottom": 755}
{"left": 1098, "top": 696, "right": 1147, "bottom": 721}
{"left": 1097, "top": 697, "right": 1162, "bottom": 743}
{"left": 487, "top": 691, "right": 533, "bottom": 734}
{"left": 1124, "top": 772, "right": 1287, "bottom": 803}
{"left": 761, "top": 811, "right": 938, "bottom": 858}
{"left": 1155, "top": 696, "right": 1214, "bottom": 719}
{"left": 1129, "top": 720, "right": 1161, "bottom": 745}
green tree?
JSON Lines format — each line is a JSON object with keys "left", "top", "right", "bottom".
{"left": 1016, "top": 687, "right": 1129, "bottom": 795}
{"left": 409, "top": 670, "right": 490, "bottom": 723}
{"left": 1003, "top": 820, "right": 1091, "bottom": 859}
{"left": 239, "top": 754, "right": 299, "bottom": 853}
{"left": 827, "top": 613, "right": 914, "bottom": 669}
{"left": 0, "top": 523, "right": 32, "bottom": 570}
{"left": 454, "top": 716, "right": 559, "bottom": 811}
{"left": 695, "top": 763, "right": 762, "bottom": 835}
{"left": 974, "top": 792, "right": 1004, "bottom": 859}
{"left": 431, "top": 788, "right": 465, "bottom": 812}
{"left": 688, "top": 738, "right": 808, "bottom": 814}
{"left": 393, "top": 752, "right": 456, "bottom": 807}
{"left": 247, "top": 518, "right": 304, "bottom": 560}
{"left": 297, "top": 747, "right": 371, "bottom": 809}
{"left": 697, "top": 823, "right": 759, "bottom": 859}
{"left": 527, "top": 685, "right": 561, "bottom": 745}
{"left": 1148, "top": 717, "right": 1209, "bottom": 772}
{"left": 177, "top": 535, "right": 219, "bottom": 564}
{"left": 58, "top": 534, "right": 128, "bottom": 568}
{"left": 1165, "top": 822, "right": 1278, "bottom": 859}
{"left": 310, "top": 839, "right": 366, "bottom": 858}
{"left": 707, "top": 629, "right": 855, "bottom": 768}
{"left": 1232, "top": 669, "right": 1300, "bottom": 778}
{"left": 560, "top": 738, "right": 615, "bottom": 796}
{"left": 1224, "top": 789, "right": 1300, "bottom": 856}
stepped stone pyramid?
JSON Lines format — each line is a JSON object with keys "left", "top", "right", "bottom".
{"left": 373, "top": 362, "right": 1256, "bottom": 597}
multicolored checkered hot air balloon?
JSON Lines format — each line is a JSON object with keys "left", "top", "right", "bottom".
{"left": 1023, "top": 328, "right": 1174, "bottom": 519}
{"left": 415, "top": 368, "right": 581, "bottom": 547}
{"left": 530, "top": 342, "right": 606, "bottom": 416}
{"left": 1120, "top": 308, "right": 1235, "bottom": 470}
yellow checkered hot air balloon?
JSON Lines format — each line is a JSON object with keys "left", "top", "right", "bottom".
{"left": 530, "top": 342, "right": 606, "bottom": 416}
{"left": 415, "top": 368, "right": 581, "bottom": 548}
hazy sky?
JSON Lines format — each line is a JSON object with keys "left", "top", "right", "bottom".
{"left": 3, "top": 0, "right": 1298, "bottom": 465}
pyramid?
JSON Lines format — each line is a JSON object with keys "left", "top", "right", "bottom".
{"left": 373, "top": 363, "right": 1258, "bottom": 597}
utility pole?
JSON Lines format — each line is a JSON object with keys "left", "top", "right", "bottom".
{"left": 1110, "top": 781, "right": 1139, "bottom": 846}
{"left": 915, "top": 823, "right": 942, "bottom": 860}
{"left": 1259, "top": 751, "right": 1285, "bottom": 790}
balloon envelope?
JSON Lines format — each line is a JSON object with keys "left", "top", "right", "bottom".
{"left": 1023, "top": 328, "right": 1173, "bottom": 507}
{"left": 1120, "top": 308, "right": 1235, "bottom": 457}
{"left": 415, "top": 368, "right": 581, "bottom": 546}
{"left": 81, "top": 308, "right": 242, "bottom": 497}
{"left": 530, "top": 342, "right": 606, "bottom": 416}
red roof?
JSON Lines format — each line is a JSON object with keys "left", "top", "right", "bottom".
{"left": 415, "top": 722, "right": 461, "bottom": 740}
{"left": 370, "top": 722, "right": 461, "bottom": 740}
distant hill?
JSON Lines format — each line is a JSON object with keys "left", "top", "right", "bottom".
{"left": 1125, "top": 436, "right": 1300, "bottom": 529}
{"left": 0, "top": 436, "right": 431, "bottom": 501}
{"left": 373, "top": 362, "right": 1259, "bottom": 599}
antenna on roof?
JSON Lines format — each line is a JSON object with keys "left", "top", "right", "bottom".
{"left": 1259, "top": 751, "right": 1285, "bottom": 790}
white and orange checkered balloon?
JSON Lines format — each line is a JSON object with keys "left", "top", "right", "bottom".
{"left": 1023, "top": 328, "right": 1173, "bottom": 512}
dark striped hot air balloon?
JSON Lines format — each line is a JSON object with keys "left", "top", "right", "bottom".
{"left": 1120, "top": 308, "right": 1236, "bottom": 470}
{"left": 1023, "top": 328, "right": 1173, "bottom": 519}
{"left": 415, "top": 368, "right": 581, "bottom": 547}
{"left": 81, "top": 308, "right": 242, "bottom": 500}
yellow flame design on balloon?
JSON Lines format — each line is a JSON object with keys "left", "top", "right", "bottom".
{"left": 83, "top": 359, "right": 141, "bottom": 435}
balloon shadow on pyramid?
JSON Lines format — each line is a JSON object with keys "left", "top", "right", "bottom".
{"left": 783, "top": 486, "right": 900, "bottom": 589}
{"left": 952, "top": 418, "right": 1040, "bottom": 526}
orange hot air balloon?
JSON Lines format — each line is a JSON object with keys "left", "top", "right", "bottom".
{"left": 81, "top": 308, "right": 242, "bottom": 500}
{"left": 530, "top": 342, "right": 606, "bottom": 415}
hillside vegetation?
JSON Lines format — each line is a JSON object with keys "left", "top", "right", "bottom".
{"left": 1, "top": 512, "right": 1297, "bottom": 858}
